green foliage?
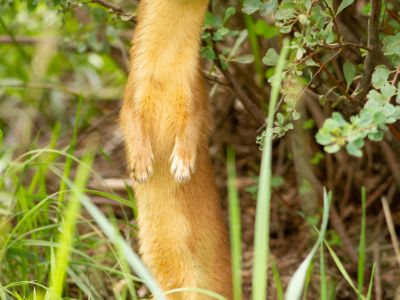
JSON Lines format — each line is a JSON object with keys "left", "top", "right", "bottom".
{"left": 242, "top": 0, "right": 278, "bottom": 16}
{"left": 202, "top": 7, "right": 255, "bottom": 67}
{"left": 336, "top": 0, "right": 355, "bottom": 16}
{"left": 245, "top": 0, "right": 400, "bottom": 158}
{"left": 343, "top": 61, "right": 357, "bottom": 91}
{"left": 316, "top": 65, "right": 400, "bottom": 157}
{"left": 245, "top": 0, "right": 341, "bottom": 147}
{"left": 383, "top": 33, "right": 400, "bottom": 66}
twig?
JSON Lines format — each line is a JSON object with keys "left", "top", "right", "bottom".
{"left": 320, "top": 42, "right": 372, "bottom": 52}
{"left": 90, "top": 0, "right": 136, "bottom": 23}
{"left": 0, "top": 35, "right": 39, "bottom": 44}
{"left": 381, "top": 196, "right": 400, "bottom": 269}
{"left": 352, "top": 0, "right": 382, "bottom": 103}
{"left": 330, "top": 205, "right": 359, "bottom": 264}
{"left": 373, "top": 241, "right": 382, "bottom": 300}
{"left": 365, "top": 177, "right": 394, "bottom": 209}
{"left": 212, "top": 43, "right": 265, "bottom": 125}
{"left": 391, "top": 66, "right": 400, "bottom": 86}
{"left": 380, "top": 140, "right": 400, "bottom": 187}
{"left": 321, "top": 0, "right": 341, "bottom": 36}
{"left": 202, "top": 71, "right": 229, "bottom": 86}
{"left": 91, "top": 0, "right": 124, "bottom": 14}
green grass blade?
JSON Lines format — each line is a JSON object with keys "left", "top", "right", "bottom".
{"left": 67, "top": 267, "right": 101, "bottom": 299}
{"left": 324, "top": 241, "right": 365, "bottom": 299}
{"left": 285, "top": 189, "right": 331, "bottom": 300}
{"left": 251, "top": 38, "right": 289, "bottom": 300}
{"left": 302, "top": 262, "right": 314, "bottom": 300}
{"left": 78, "top": 193, "right": 166, "bottom": 300}
{"left": 358, "top": 187, "right": 367, "bottom": 299}
{"left": 0, "top": 282, "right": 6, "bottom": 300}
{"left": 49, "top": 152, "right": 94, "bottom": 297}
{"left": 3, "top": 191, "right": 63, "bottom": 251}
{"left": 226, "top": 146, "right": 243, "bottom": 300}
{"left": 271, "top": 258, "right": 284, "bottom": 300}
{"left": 320, "top": 244, "right": 327, "bottom": 300}
{"left": 366, "top": 264, "right": 376, "bottom": 300}
{"left": 44, "top": 161, "right": 165, "bottom": 299}
{"left": 85, "top": 190, "right": 136, "bottom": 209}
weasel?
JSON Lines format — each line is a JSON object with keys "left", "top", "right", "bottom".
{"left": 119, "top": 0, "right": 232, "bottom": 299}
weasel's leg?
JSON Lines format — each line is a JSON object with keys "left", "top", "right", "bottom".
{"left": 120, "top": 80, "right": 154, "bottom": 183}
{"left": 170, "top": 84, "right": 208, "bottom": 183}
{"left": 170, "top": 115, "right": 202, "bottom": 182}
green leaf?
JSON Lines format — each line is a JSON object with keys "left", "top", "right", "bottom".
{"left": 279, "top": 24, "right": 293, "bottom": 34}
{"left": 262, "top": 48, "right": 279, "bottom": 66}
{"left": 277, "top": 113, "right": 285, "bottom": 124}
{"left": 242, "top": 0, "right": 277, "bottom": 16}
{"left": 371, "top": 65, "right": 390, "bottom": 89}
{"left": 292, "top": 110, "right": 301, "bottom": 120}
{"left": 382, "top": 33, "right": 400, "bottom": 57}
{"left": 224, "top": 7, "right": 236, "bottom": 23}
{"left": 201, "top": 46, "right": 216, "bottom": 60}
{"left": 213, "top": 27, "right": 230, "bottom": 41}
{"left": 242, "top": 0, "right": 263, "bottom": 15}
{"left": 367, "top": 131, "right": 384, "bottom": 141}
{"left": 343, "top": 61, "right": 357, "bottom": 90}
{"left": 204, "top": 12, "right": 221, "bottom": 28}
{"left": 380, "top": 83, "right": 396, "bottom": 99}
{"left": 346, "top": 142, "right": 363, "bottom": 157}
{"left": 259, "top": 0, "right": 278, "bottom": 16}
{"left": 336, "top": 0, "right": 354, "bottom": 16}
{"left": 324, "top": 144, "right": 340, "bottom": 153}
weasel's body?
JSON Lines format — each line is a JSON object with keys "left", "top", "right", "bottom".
{"left": 120, "top": 1, "right": 232, "bottom": 299}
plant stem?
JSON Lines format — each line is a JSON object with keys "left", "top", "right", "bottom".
{"left": 251, "top": 39, "right": 289, "bottom": 300}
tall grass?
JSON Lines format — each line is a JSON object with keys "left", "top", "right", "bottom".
{"left": 358, "top": 187, "right": 367, "bottom": 299}
{"left": 49, "top": 152, "right": 94, "bottom": 298}
{"left": 285, "top": 190, "right": 331, "bottom": 300}
{"left": 251, "top": 38, "right": 289, "bottom": 300}
{"left": 227, "top": 147, "right": 243, "bottom": 300}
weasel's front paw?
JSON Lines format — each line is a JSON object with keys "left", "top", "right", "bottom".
{"left": 170, "top": 140, "right": 196, "bottom": 183}
{"left": 129, "top": 142, "right": 154, "bottom": 184}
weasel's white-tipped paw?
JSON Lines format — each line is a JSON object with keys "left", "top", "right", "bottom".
{"left": 170, "top": 154, "right": 191, "bottom": 182}
{"left": 129, "top": 150, "right": 154, "bottom": 184}
{"left": 170, "top": 142, "right": 196, "bottom": 183}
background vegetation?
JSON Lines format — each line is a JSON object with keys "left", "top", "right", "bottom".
{"left": 0, "top": 0, "right": 400, "bottom": 299}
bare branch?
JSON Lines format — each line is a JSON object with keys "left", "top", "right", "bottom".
{"left": 352, "top": 0, "right": 382, "bottom": 103}
{"left": 90, "top": 0, "right": 136, "bottom": 23}
{"left": 0, "top": 35, "right": 38, "bottom": 44}
{"left": 212, "top": 43, "right": 265, "bottom": 125}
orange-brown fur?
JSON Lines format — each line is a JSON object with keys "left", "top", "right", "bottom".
{"left": 119, "top": 0, "right": 232, "bottom": 299}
